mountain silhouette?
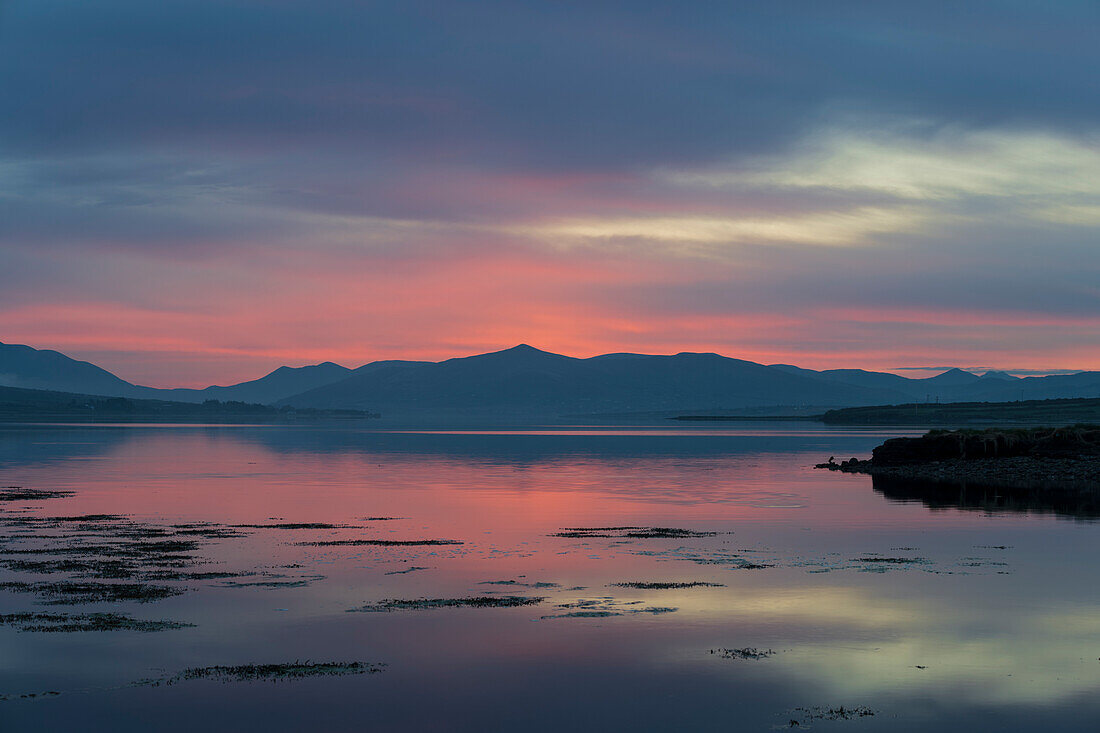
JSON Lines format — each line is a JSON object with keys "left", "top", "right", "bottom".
{"left": 0, "top": 342, "right": 138, "bottom": 395}
{"left": 157, "top": 362, "right": 354, "bottom": 404}
{"left": 769, "top": 365, "right": 918, "bottom": 393}
{"left": 5, "top": 340, "right": 1100, "bottom": 418}
{"left": 922, "top": 368, "right": 983, "bottom": 387}
{"left": 0, "top": 342, "right": 352, "bottom": 404}
{"left": 278, "top": 344, "right": 908, "bottom": 416}
{"left": 979, "top": 370, "right": 1019, "bottom": 381}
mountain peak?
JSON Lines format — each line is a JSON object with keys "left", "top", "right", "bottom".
{"left": 980, "top": 370, "right": 1019, "bottom": 381}
{"left": 482, "top": 344, "right": 562, "bottom": 358}
{"left": 924, "top": 368, "right": 981, "bottom": 386}
{"left": 439, "top": 344, "right": 574, "bottom": 367}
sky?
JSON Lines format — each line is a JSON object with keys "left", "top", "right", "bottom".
{"left": 1, "top": 1, "right": 1099, "bottom": 387}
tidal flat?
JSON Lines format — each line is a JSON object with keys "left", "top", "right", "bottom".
{"left": 0, "top": 422, "right": 1098, "bottom": 731}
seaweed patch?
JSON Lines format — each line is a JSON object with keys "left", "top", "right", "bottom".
{"left": 611, "top": 581, "right": 725, "bottom": 589}
{"left": 786, "top": 705, "right": 877, "bottom": 726}
{"left": 0, "top": 690, "right": 62, "bottom": 702}
{"left": 214, "top": 574, "right": 325, "bottom": 589}
{"left": 230, "top": 523, "right": 349, "bottom": 530}
{"left": 0, "top": 488, "right": 74, "bottom": 502}
{"left": 384, "top": 566, "right": 430, "bottom": 575}
{"left": 551, "top": 527, "right": 720, "bottom": 539}
{"left": 294, "top": 539, "right": 462, "bottom": 546}
{"left": 539, "top": 597, "right": 678, "bottom": 619}
{"left": 709, "top": 647, "right": 774, "bottom": 660}
{"left": 138, "top": 660, "right": 385, "bottom": 686}
{"left": 0, "top": 611, "right": 193, "bottom": 632}
{"left": 0, "top": 580, "right": 185, "bottom": 604}
{"left": 479, "top": 579, "right": 562, "bottom": 588}
{"left": 349, "top": 596, "right": 544, "bottom": 612}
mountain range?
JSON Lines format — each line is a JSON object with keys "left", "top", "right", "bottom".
{"left": 3, "top": 341, "right": 1100, "bottom": 420}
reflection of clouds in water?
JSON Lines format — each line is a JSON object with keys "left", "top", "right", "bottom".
{"left": 669, "top": 586, "right": 922, "bottom": 627}
{"left": 1036, "top": 607, "right": 1100, "bottom": 636}
{"left": 671, "top": 585, "right": 1100, "bottom": 705}
{"left": 787, "top": 636, "right": 1099, "bottom": 705}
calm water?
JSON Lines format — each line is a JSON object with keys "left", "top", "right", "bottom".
{"left": 1, "top": 422, "right": 1098, "bottom": 731}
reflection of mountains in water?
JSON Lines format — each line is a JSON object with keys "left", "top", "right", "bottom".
{"left": 0, "top": 424, "right": 135, "bottom": 468}
{"left": 872, "top": 473, "right": 1100, "bottom": 520}
{"left": 0, "top": 423, "right": 888, "bottom": 469}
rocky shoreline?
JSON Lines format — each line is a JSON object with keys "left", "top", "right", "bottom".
{"left": 816, "top": 427, "right": 1100, "bottom": 500}
{"left": 818, "top": 454, "right": 1100, "bottom": 491}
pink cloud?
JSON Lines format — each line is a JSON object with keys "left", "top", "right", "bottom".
{"left": 5, "top": 250, "right": 1099, "bottom": 387}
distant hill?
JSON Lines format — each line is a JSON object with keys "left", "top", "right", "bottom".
{"left": 770, "top": 363, "right": 1096, "bottom": 404}
{"left": 0, "top": 342, "right": 141, "bottom": 396}
{"left": 973, "top": 372, "right": 1100, "bottom": 401}
{"left": 0, "top": 384, "right": 375, "bottom": 422}
{"left": 154, "top": 362, "right": 354, "bottom": 404}
{"left": 770, "top": 365, "right": 920, "bottom": 394}
{"left": 0, "top": 342, "right": 354, "bottom": 404}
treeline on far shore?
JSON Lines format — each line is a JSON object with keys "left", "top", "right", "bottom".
{"left": 821, "top": 397, "right": 1100, "bottom": 426}
{"left": 0, "top": 385, "right": 377, "bottom": 422}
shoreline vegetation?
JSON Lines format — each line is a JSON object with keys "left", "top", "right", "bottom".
{"left": 674, "top": 397, "right": 1100, "bottom": 425}
{"left": 819, "top": 398, "right": 1100, "bottom": 425}
{"left": 817, "top": 427, "right": 1100, "bottom": 516}
{"left": 0, "top": 385, "right": 377, "bottom": 423}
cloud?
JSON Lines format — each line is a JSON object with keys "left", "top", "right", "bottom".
{"left": 2, "top": 2, "right": 1100, "bottom": 383}
{"left": 4, "top": 121, "right": 1100, "bottom": 384}
{"left": 506, "top": 207, "right": 922, "bottom": 251}
{"left": 4, "top": 2, "right": 1098, "bottom": 164}
{"left": 666, "top": 122, "right": 1100, "bottom": 204}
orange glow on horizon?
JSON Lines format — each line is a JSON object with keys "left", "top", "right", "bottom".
{"left": 4, "top": 238, "right": 1097, "bottom": 387}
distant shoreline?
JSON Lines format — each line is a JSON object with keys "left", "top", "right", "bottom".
{"left": 669, "top": 415, "right": 823, "bottom": 421}
{"left": 0, "top": 385, "right": 378, "bottom": 424}
{"left": 672, "top": 397, "right": 1100, "bottom": 427}
{"left": 0, "top": 415, "right": 377, "bottom": 425}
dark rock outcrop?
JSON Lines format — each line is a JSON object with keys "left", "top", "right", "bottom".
{"left": 872, "top": 426, "right": 1100, "bottom": 465}
{"left": 816, "top": 427, "right": 1100, "bottom": 500}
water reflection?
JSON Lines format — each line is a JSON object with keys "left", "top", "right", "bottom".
{"left": 0, "top": 424, "right": 1096, "bottom": 732}
{"left": 873, "top": 473, "right": 1100, "bottom": 519}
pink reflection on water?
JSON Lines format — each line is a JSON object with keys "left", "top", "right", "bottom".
{"left": 3, "top": 426, "right": 1026, "bottom": 536}
{"left": 2, "top": 424, "right": 1099, "bottom": 732}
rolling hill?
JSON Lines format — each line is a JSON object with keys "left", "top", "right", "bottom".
{"left": 0, "top": 342, "right": 353, "bottom": 404}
